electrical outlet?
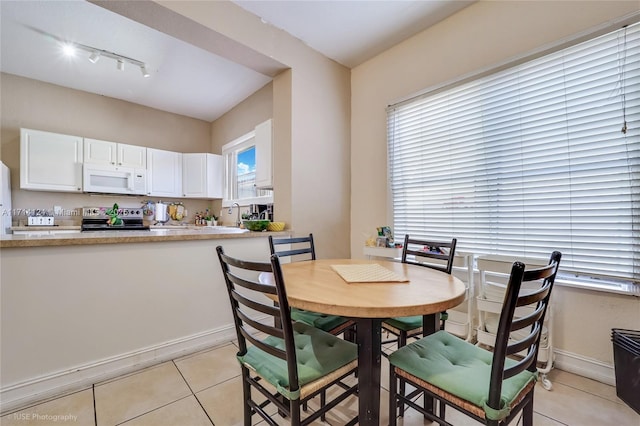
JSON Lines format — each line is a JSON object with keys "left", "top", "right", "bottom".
{"left": 28, "top": 216, "right": 54, "bottom": 226}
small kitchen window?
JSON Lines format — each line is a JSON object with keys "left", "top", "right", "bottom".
{"left": 222, "top": 130, "right": 273, "bottom": 206}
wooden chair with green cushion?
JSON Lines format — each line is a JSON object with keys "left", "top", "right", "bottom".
{"left": 382, "top": 235, "right": 458, "bottom": 348}
{"left": 216, "top": 246, "right": 359, "bottom": 426}
{"left": 388, "top": 250, "right": 562, "bottom": 426}
{"left": 269, "top": 234, "right": 356, "bottom": 338}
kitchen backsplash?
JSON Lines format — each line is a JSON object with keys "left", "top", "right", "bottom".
{"left": 11, "top": 198, "right": 215, "bottom": 227}
{"left": 11, "top": 199, "right": 271, "bottom": 227}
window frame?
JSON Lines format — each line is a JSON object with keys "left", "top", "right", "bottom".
{"left": 221, "top": 130, "right": 273, "bottom": 207}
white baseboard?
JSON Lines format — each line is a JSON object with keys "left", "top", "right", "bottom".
{"left": 553, "top": 348, "right": 616, "bottom": 386}
{"left": 0, "top": 326, "right": 237, "bottom": 415}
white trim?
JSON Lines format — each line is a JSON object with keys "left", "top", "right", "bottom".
{"left": 222, "top": 130, "right": 255, "bottom": 151}
{"left": 553, "top": 349, "right": 616, "bottom": 386}
{"left": 0, "top": 326, "right": 236, "bottom": 415}
{"left": 556, "top": 278, "right": 640, "bottom": 297}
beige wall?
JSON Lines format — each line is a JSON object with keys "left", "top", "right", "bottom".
{"left": 0, "top": 73, "right": 214, "bottom": 217}
{"left": 210, "top": 82, "right": 273, "bottom": 152}
{"left": 0, "top": 237, "right": 271, "bottom": 410}
{"left": 209, "top": 81, "right": 273, "bottom": 222}
{"left": 350, "top": 1, "right": 640, "bottom": 367}
{"left": 154, "top": 0, "right": 352, "bottom": 258}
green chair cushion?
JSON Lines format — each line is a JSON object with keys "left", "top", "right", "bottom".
{"left": 291, "top": 308, "right": 350, "bottom": 332}
{"left": 384, "top": 315, "right": 423, "bottom": 332}
{"left": 237, "top": 322, "right": 358, "bottom": 400}
{"left": 384, "top": 312, "right": 447, "bottom": 333}
{"left": 389, "top": 330, "right": 537, "bottom": 421}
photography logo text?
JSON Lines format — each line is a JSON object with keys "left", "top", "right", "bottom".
{"left": 12, "top": 413, "right": 78, "bottom": 422}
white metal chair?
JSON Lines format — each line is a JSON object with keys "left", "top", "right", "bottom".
{"left": 476, "top": 254, "right": 555, "bottom": 390}
{"left": 443, "top": 252, "right": 475, "bottom": 342}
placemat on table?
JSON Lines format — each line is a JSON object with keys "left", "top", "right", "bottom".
{"left": 330, "top": 263, "right": 408, "bottom": 283}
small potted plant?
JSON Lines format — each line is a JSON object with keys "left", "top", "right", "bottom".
{"left": 205, "top": 214, "right": 219, "bottom": 226}
{"left": 204, "top": 209, "right": 218, "bottom": 226}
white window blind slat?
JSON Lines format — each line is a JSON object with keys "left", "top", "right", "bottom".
{"left": 388, "top": 23, "right": 640, "bottom": 282}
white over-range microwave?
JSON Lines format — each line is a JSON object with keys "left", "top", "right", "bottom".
{"left": 83, "top": 164, "right": 147, "bottom": 195}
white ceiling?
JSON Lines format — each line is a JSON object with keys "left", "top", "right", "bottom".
{"left": 233, "top": 1, "right": 474, "bottom": 68}
{"left": 0, "top": 0, "right": 473, "bottom": 122}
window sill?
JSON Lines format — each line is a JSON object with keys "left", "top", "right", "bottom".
{"left": 555, "top": 276, "right": 639, "bottom": 297}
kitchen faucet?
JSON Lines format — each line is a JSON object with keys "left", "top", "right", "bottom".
{"left": 228, "top": 203, "right": 241, "bottom": 227}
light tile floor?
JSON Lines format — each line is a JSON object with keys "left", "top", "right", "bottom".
{"left": 1, "top": 339, "right": 638, "bottom": 426}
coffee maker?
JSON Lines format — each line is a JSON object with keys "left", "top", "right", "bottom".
{"left": 249, "top": 203, "right": 273, "bottom": 221}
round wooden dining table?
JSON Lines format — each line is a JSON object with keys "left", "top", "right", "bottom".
{"left": 278, "top": 258, "right": 466, "bottom": 426}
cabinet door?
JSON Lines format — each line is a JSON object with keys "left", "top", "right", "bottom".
{"left": 84, "top": 138, "right": 117, "bottom": 165}
{"left": 255, "top": 119, "right": 272, "bottom": 189}
{"left": 118, "top": 143, "right": 147, "bottom": 168}
{"left": 147, "top": 148, "right": 182, "bottom": 197}
{"left": 182, "top": 153, "right": 207, "bottom": 197}
{"left": 207, "top": 154, "right": 223, "bottom": 199}
{"left": 85, "top": 139, "right": 146, "bottom": 168}
{"left": 182, "top": 153, "right": 223, "bottom": 199}
{"left": 20, "top": 128, "right": 83, "bottom": 192}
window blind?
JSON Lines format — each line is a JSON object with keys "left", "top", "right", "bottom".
{"left": 387, "top": 23, "right": 640, "bottom": 282}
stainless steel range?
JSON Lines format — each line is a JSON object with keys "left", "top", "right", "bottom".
{"left": 81, "top": 207, "right": 150, "bottom": 231}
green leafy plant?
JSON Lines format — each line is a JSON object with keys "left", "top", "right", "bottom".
{"left": 203, "top": 209, "right": 218, "bottom": 221}
{"left": 106, "top": 203, "right": 123, "bottom": 226}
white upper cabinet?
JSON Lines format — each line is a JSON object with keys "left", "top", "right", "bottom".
{"left": 20, "top": 128, "right": 83, "bottom": 192}
{"left": 118, "top": 143, "right": 146, "bottom": 168}
{"left": 254, "top": 119, "right": 273, "bottom": 189}
{"left": 84, "top": 138, "right": 146, "bottom": 168}
{"left": 182, "top": 153, "right": 223, "bottom": 199}
{"left": 146, "top": 148, "right": 182, "bottom": 197}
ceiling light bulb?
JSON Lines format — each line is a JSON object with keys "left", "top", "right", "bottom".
{"left": 88, "top": 51, "right": 100, "bottom": 63}
{"left": 62, "top": 43, "right": 77, "bottom": 57}
{"left": 117, "top": 58, "right": 124, "bottom": 71}
{"left": 140, "top": 65, "right": 150, "bottom": 78}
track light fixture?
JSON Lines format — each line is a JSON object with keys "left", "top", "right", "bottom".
{"left": 59, "top": 37, "right": 149, "bottom": 77}
{"left": 88, "top": 51, "right": 100, "bottom": 64}
{"left": 73, "top": 42, "right": 149, "bottom": 77}
{"left": 75, "top": 43, "right": 149, "bottom": 77}
{"left": 28, "top": 27, "right": 151, "bottom": 78}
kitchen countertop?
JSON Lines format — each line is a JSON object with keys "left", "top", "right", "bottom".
{"left": 1, "top": 227, "right": 290, "bottom": 248}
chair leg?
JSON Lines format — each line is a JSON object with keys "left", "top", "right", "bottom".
{"left": 522, "top": 392, "right": 534, "bottom": 426}
{"left": 241, "top": 368, "right": 252, "bottom": 426}
{"left": 398, "top": 330, "right": 407, "bottom": 417}
{"left": 343, "top": 326, "right": 355, "bottom": 343}
{"left": 291, "top": 398, "right": 301, "bottom": 425}
{"left": 320, "top": 390, "right": 326, "bottom": 422}
{"left": 389, "top": 366, "right": 398, "bottom": 426}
